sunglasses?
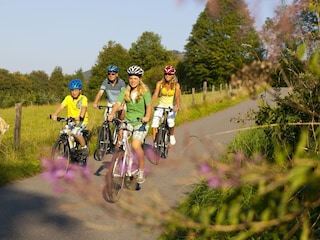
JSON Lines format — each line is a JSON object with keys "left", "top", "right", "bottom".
{"left": 164, "top": 73, "right": 174, "bottom": 76}
{"left": 108, "top": 72, "right": 117, "bottom": 75}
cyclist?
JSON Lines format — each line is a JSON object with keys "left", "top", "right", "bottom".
{"left": 151, "top": 65, "right": 181, "bottom": 147}
{"left": 51, "top": 79, "right": 89, "bottom": 164}
{"left": 92, "top": 65, "right": 126, "bottom": 118}
{"left": 108, "top": 66, "right": 152, "bottom": 184}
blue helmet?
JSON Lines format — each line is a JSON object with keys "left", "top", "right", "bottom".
{"left": 68, "top": 79, "right": 82, "bottom": 90}
{"left": 107, "top": 65, "right": 119, "bottom": 73}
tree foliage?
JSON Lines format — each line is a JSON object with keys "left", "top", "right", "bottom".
{"left": 178, "top": 0, "right": 264, "bottom": 90}
{"left": 86, "top": 41, "right": 132, "bottom": 100}
{"left": 128, "top": 31, "right": 170, "bottom": 72}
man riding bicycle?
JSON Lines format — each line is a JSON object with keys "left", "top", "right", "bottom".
{"left": 92, "top": 65, "right": 126, "bottom": 118}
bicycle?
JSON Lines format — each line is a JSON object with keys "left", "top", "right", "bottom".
{"left": 50, "top": 115, "right": 90, "bottom": 173}
{"left": 94, "top": 105, "right": 120, "bottom": 161}
{"left": 102, "top": 118, "right": 143, "bottom": 203}
{"left": 153, "top": 106, "right": 173, "bottom": 160}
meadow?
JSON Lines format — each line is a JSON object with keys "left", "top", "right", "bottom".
{"left": 0, "top": 89, "right": 249, "bottom": 186}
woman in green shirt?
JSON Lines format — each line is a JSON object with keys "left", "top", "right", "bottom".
{"left": 108, "top": 66, "right": 152, "bottom": 184}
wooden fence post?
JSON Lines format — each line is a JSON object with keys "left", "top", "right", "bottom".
{"left": 192, "top": 88, "right": 195, "bottom": 107}
{"left": 225, "top": 83, "right": 229, "bottom": 96}
{"left": 212, "top": 85, "right": 215, "bottom": 97}
{"left": 14, "top": 103, "right": 22, "bottom": 148}
{"left": 203, "top": 81, "right": 207, "bottom": 102}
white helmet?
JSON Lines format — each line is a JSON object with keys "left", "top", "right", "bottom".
{"left": 127, "top": 65, "right": 144, "bottom": 77}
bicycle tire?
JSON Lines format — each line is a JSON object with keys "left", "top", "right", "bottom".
{"left": 163, "top": 127, "right": 170, "bottom": 158}
{"left": 51, "top": 138, "right": 71, "bottom": 174}
{"left": 144, "top": 143, "right": 160, "bottom": 165}
{"left": 103, "top": 149, "right": 125, "bottom": 203}
{"left": 156, "top": 124, "right": 166, "bottom": 158}
{"left": 94, "top": 124, "right": 111, "bottom": 161}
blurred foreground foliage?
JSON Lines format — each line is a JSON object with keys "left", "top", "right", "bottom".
{"left": 159, "top": 0, "right": 320, "bottom": 239}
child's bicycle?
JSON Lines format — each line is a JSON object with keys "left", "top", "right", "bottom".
{"left": 102, "top": 118, "right": 143, "bottom": 203}
{"left": 153, "top": 106, "right": 173, "bottom": 160}
{"left": 94, "top": 105, "right": 120, "bottom": 161}
{"left": 50, "top": 115, "right": 90, "bottom": 172}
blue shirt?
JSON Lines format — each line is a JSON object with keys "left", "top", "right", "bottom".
{"left": 100, "top": 78, "right": 126, "bottom": 104}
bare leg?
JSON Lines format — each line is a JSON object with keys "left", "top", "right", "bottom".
{"left": 169, "top": 127, "right": 174, "bottom": 136}
{"left": 75, "top": 135, "right": 86, "bottom": 147}
{"left": 131, "top": 139, "right": 144, "bottom": 170}
{"left": 152, "top": 127, "right": 157, "bottom": 142}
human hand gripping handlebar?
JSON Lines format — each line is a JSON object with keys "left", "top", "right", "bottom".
{"left": 49, "top": 114, "right": 75, "bottom": 122}
{"left": 153, "top": 106, "right": 174, "bottom": 112}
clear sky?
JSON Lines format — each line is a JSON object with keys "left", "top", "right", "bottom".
{"left": 0, "top": 0, "right": 289, "bottom": 75}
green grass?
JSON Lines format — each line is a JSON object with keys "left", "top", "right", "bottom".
{"left": 0, "top": 89, "right": 249, "bottom": 186}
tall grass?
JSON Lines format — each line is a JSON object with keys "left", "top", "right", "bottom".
{"left": 0, "top": 89, "right": 248, "bottom": 186}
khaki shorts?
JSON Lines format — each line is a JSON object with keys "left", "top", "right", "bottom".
{"left": 71, "top": 123, "right": 87, "bottom": 136}
{"left": 126, "top": 123, "right": 149, "bottom": 142}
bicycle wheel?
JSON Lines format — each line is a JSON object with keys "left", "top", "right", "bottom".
{"left": 162, "top": 127, "right": 170, "bottom": 158}
{"left": 156, "top": 124, "right": 166, "bottom": 158}
{"left": 103, "top": 149, "right": 125, "bottom": 203}
{"left": 94, "top": 124, "right": 111, "bottom": 161}
{"left": 144, "top": 142, "right": 160, "bottom": 165}
{"left": 51, "top": 138, "right": 71, "bottom": 174}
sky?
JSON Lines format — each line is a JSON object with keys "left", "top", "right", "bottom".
{"left": 0, "top": 0, "right": 290, "bottom": 75}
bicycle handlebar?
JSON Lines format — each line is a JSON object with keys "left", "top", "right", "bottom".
{"left": 49, "top": 115, "right": 75, "bottom": 122}
{"left": 97, "top": 105, "right": 113, "bottom": 110}
{"left": 153, "top": 106, "right": 173, "bottom": 112}
{"left": 113, "top": 117, "right": 142, "bottom": 125}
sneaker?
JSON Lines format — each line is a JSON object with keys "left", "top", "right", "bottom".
{"left": 137, "top": 169, "right": 145, "bottom": 184}
{"left": 170, "top": 135, "right": 176, "bottom": 145}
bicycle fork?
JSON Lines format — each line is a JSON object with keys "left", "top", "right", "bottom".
{"left": 122, "top": 134, "right": 137, "bottom": 177}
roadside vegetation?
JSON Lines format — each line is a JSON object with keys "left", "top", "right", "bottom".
{"left": 157, "top": 1, "right": 320, "bottom": 239}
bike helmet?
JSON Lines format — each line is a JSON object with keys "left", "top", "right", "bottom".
{"left": 107, "top": 65, "right": 119, "bottom": 73}
{"left": 164, "top": 65, "right": 176, "bottom": 75}
{"left": 127, "top": 65, "right": 144, "bottom": 77}
{"left": 68, "top": 79, "right": 82, "bottom": 90}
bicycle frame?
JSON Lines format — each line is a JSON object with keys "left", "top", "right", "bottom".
{"left": 103, "top": 118, "right": 141, "bottom": 203}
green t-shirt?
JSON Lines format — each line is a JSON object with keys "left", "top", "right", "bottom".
{"left": 117, "top": 89, "right": 151, "bottom": 126}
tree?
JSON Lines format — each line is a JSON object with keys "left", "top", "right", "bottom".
{"left": 49, "top": 66, "right": 66, "bottom": 102}
{"left": 179, "top": 0, "right": 263, "bottom": 90}
{"left": 0, "top": 69, "right": 34, "bottom": 107}
{"left": 86, "top": 41, "right": 131, "bottom": 100}
{"left": 129, "top": 31, "right": 170, "bottom": 71}
{"left": 143, "top": 59, "right": 180, "bottom": 93}
{"left": 27, "top": 70, "right": 50, "bottom": 104}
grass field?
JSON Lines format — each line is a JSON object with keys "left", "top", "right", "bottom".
{"left": 0, "top": 89, "right": 249, "bottom": 186}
